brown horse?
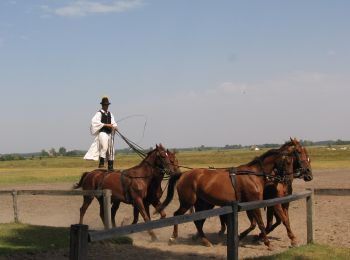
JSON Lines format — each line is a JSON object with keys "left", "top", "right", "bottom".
{"left": 130, "top": 150, "right": 180, "bottom": 224}
{"left": 157, "top": 142, "right": 302, "bottom": 249}
{"left": 262, "top": 140, "right": 312, "bottom": 239}
{"left": 73, "top": 144, "right": 179, "bottom": 240}
{"left": 217, "top": 139, "right": 313, "bottom": 244}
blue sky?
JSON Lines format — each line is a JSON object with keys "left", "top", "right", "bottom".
{"left": 0, "top": 0, "right": 349, "bottom": 153}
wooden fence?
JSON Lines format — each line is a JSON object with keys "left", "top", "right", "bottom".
{"left": 70, "top": 189, "right": 314, "bottom": 260}
{"left": 0, "top": 189, "right": 113, "bottom": 229}
{"left": 1, "top": 187, "right": 348, "bottom": 259}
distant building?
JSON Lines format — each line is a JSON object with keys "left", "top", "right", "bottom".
{"left": 250, "top": 145, "right": 260, "bottom": 151}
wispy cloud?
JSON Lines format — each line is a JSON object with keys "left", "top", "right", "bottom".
{"left": 42, "top": 0, "right": 143, "bottom": 17}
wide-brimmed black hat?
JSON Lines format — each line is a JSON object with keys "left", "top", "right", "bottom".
{"left": 100, "top": 97, "right": 111, "bottom": 105}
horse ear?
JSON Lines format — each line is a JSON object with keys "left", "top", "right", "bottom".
{"left": 156, "top": 144, "right": 159, "bottom": 149}
{"left": 290, "top": 137, "right": 293, "bottom": 142}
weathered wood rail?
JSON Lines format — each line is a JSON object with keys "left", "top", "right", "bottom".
{"left": 0, "top": 189, "right": 113, "bottom": 229}
{"left": 70, "top": 189, "right": 316, "bottom": 260}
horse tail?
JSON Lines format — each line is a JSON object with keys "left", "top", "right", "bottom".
{"left": 156, "top": 172, "right": 181, "bottom": 213}
{"left": 73, "top": 172, "right": 90, "bottom": 189}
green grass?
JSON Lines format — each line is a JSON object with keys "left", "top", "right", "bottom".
{"left": 246, "top": 243, "right": 350, "bottom": 260}
{"left": 0, "top": 223, "right": 69, "bottom": 255}
{"left": 0, "top": 223, "right": 132, "bottom": 255}
{"left": 0, "top": 146, "right": 349, "bottom": 186}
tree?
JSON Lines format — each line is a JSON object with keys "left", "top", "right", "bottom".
{"left": 41, "top": 149, "right": 49, "bottom": 157}
{"left": 49, "top": 148, "right": 57, "bottom": 157}
{"left": 58, "top": 147, "right": 67, "bottom": 156}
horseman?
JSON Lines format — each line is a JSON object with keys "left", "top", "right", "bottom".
{"left": 84, "top": 96, "right": 118, "bottom": 171}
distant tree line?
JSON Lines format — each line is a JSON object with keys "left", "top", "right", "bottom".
{"left": 1, "top": 139, "right": 350, "bottom": 161}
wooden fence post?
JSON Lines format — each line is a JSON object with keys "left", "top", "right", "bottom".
{"left": 103, "top": 189, "right": 112, "bottom": 229}
{"left": 226, "top": 202, "right": 238, "bottom": 260}
{"left": 306, "top": 188, "right": 314, "bottom": 244}
{"left": 11, "top": 190, "right": 19, "bottom": 223}
{"left": 69, "top": 224, "right": 88, "bottom": 260}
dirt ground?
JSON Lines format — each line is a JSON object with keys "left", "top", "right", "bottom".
{"left": 0, "top": 169, "right": 349, "bottom": 259}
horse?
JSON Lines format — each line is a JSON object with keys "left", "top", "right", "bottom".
{"left": 73, "top": 144, "right": 179, "bottom": 240}
{"left": 156, "top": 142, "right": 304, "bottom": 249}
{"left": 130, "top": 149, "right": 180, "bottom": 224}
{"left": 262, "top": 140, "right": 312, "bottom": 239}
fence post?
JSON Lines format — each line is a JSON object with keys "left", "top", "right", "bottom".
{"left": 227, "top": 202, "right": 239, "bottom": 260}
{"left": 11, "top": 190, "right": 19, "bottom": 223}
{"left": 69, "top": 224, "right": 89, "bottom": 260}
{"left": 103, "top": 189, "right": 112, "bottom": 229}
{"left": 306, "top": 188, "right": 314, "bottom": 244}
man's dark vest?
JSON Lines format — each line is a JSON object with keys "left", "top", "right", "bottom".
{"left": 99, "top": 110, "right": 112, "bottom": 134}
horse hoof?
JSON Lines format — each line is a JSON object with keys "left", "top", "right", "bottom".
{"left": 267, "top": 245, "right": 274, "bottom": 251}
{"left": 291, "top": 240, "right": 298, "bottom": 247}
{"left": 202, "top": 240, "right": 213, "bottom": 247}
{"left": 168, "top": 237, "right": 176, "bottom": 245}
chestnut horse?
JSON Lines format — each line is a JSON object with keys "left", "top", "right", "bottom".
{"left": 130, "top": 150, "right": 180, "bottom": 224}
{"left": 218, "top": 139, "right": 313, "bottom": 246}
{"left": 73, "top": 144, "right": 178, "bottom": 240}
{"left": 263, "top": 141, "right": 312, "bottom": 238}
{"left": 157, "top": 142, "right": 302, "bottom": 249}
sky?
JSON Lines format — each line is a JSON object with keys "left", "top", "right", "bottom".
{"left": 0, "top": 0, "right": 349, "bottom": 154}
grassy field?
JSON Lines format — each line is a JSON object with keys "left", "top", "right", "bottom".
{"left": 0, "top": 146, "right": 349, "bottom": 257}
{"left": 246, "top": 243, "right": 350, "bottom": 260}
{"left": 0, "top": 223, "right": 131, "bottom": 256}
{"left": 0, "top": 145, "right": 349, "bottom": 186}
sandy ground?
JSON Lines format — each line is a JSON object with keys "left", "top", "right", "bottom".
{"left": 0, "top": 169, "right": 349, "bottom": 259}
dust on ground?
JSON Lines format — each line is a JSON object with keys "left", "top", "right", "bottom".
{"left": 0, "top": 169, "right": 349, "bottom": 259}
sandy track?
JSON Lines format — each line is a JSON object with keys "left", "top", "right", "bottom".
{"left": 0, "top": 169, "right": 349, "bottom": 259}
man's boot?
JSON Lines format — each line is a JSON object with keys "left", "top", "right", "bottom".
{"left": 108, "top": 160, "right": 114, "bottom": 171}
{"left": 98, "top": 157, "right": 105, "bottom": 168}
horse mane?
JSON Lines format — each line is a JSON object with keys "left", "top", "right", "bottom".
{"left": 247, "top": 148, "right": 281, "bottom": 166}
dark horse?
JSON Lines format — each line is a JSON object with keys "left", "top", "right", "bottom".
{"left": 156, "top": 140, "right": 309, "bottom": 249}
{"left": 73, "top": 144, "right": 179, "bottom": 240}
{"left": 131, "top": 150, "right": 180, "bottom": 224}
{"left": 262, "top": 140, "right": 312, "bottom": 240}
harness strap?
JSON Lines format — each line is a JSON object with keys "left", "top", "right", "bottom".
{"left": 228, "top": 168, "right": 240, "bottom": 202}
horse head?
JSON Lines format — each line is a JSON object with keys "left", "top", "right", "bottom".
{"left": 282, "top": 138, "right": 313, "bottom": 181}
{"left": 148, "top": 144, "right": 179, "bottom": 176}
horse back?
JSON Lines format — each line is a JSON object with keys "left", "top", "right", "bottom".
{"left": 178, "top": 168, "right": 237, "bottom": 206}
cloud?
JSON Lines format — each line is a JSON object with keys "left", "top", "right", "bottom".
{"left": 43, "top": 0, "right": 143, "bottom": 17}
{"left": 327, "top": 50, "right": 336, "bottom": 57}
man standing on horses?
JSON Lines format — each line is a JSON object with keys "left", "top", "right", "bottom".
{"left": 84, "top": 96, "right": 118, "bottom": 171}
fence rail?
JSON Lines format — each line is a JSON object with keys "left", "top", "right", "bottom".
{"left": 1, "top": 187, "right": 348, "bottom": 259}
{"left": 71, "top": 189, "right": 315, "bottom": 260}
{"left": 0, "top": 189, "right": 112, "bottom": 229}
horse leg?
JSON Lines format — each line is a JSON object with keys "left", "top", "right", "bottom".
{"left": 193, "top": 200, "right": 214, "bottom": 247}
{"left": 132, "top": 206, "right": 140, "bottom": 224}
{"left": 97, "top": 197, "right": 105, "bottom": 226}
{"left": 218, "top": 214, "right": 227, "bottom": 237}
{"left": 265, "top": 206, "right": 277, "bottom": 234}
{"left": 273, "top": 203, "right": 297, "bottom": 246}
{"left": 133, "top": 197, "right": 157, "bottom": 241}
{"left": 251, "top": 208, "right": 272, "bottom": 250}
{"left": 152, "top": 200, "right": 166, "bottom": 219}
{"left": 79, "top": 196, "right": 94, "bottom": 224}
{"left": 169, "top": 203, "right": 191, "bottom": 244}
{"left": 111, "top": 200, "right": 120, "bottom": 227}
{"left": 239, "top": 210, "right": 257, "bottom": 240}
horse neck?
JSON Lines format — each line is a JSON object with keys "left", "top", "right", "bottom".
{"left": 251, "top": 151, "right": 281, "bottom": 174}
{"left": 138, "top": 152, "right": 161, "bottom": 178}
